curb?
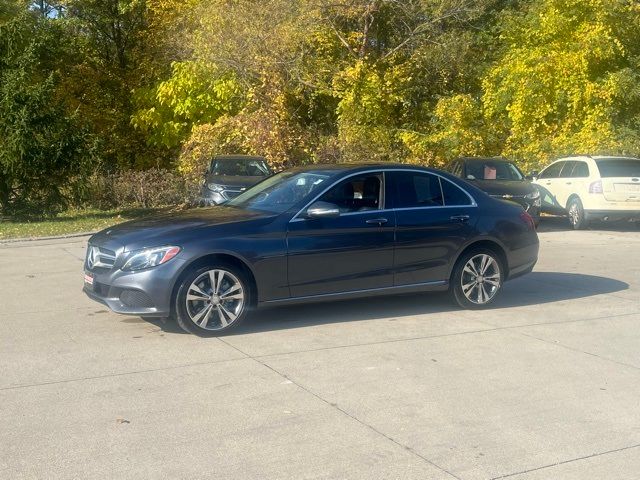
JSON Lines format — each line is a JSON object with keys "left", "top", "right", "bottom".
{"left": 0, "top": 231, "right": 96, "bottom": 245}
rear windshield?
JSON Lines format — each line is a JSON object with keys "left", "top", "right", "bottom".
{"left": 595, "top": 158, "right": 640, "bottom": 178}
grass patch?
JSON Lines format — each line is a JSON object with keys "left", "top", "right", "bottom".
{"left": 0, "top": 207, "right": 170, "bottom": 240}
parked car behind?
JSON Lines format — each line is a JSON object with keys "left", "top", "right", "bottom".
{"left": 200, "top": 155, "right": 271, "bottom": 205}
{"left": 532, "top": 156, "right": 640, "bottom": 229}
{"left": 447, "top": 157, "right": 541, "bottom": 226}
{"left": 83, "top": 163, "right": 539, "bottom": 336}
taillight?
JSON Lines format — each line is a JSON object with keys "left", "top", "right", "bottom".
{"left": 519, "top": 211, "right": 535, "bottom": 230}
{"left": 589, "top": 180, "right": 603, "bottom": 194}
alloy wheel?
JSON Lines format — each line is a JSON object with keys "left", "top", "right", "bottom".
{"left": 569, "top": 203, "right": 580, "bottom": 226}
{"left": 185, "top": 269, "right": 245, "bottom": 330}
{"left": 460, "top": 254, "right": 501, "bottom": 305}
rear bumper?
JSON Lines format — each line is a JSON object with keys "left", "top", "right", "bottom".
{"left": 585, "top": 209, "right": 640, "bottom": 222}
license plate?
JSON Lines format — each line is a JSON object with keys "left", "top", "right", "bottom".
{"left": 84, "top": 272, "right": 94, "bottom": 286}
{"left": 614, "top": 183, "right": 640, "bottom": 192}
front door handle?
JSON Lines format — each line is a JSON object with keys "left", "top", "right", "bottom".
{"left": 450, "top": 214, "right": 470, "bottom": 223}
{"left": 366, "top": 218, "right": 388, "bottom": 226}
{"left": 565, "top": 182, "right": 572, "bottom": 185}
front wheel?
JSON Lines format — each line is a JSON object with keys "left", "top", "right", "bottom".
{"left": 567, "top": 197, "right": 588, "bottom": 230}
{"left": 174, "top": 264, "right": 250, "bottom": 336}
{"left": 451, "top": 250, "right": 504, "bottom": 309}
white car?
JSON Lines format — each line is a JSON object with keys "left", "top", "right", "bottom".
{"left": 533, "top": 156, "right": 640, "bottom": 229}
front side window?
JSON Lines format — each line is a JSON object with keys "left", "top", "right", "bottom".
{"left": 539, "top": 162, "right": 563, "bottom": 179}
{"left": 559, "top": 161, "right": 577, "bottom": 178}
{"left": 571, "top": 161, "right": 590, "bottom": 178}
{"left": 227, "top": 170, "right": 333, "bottom": 213}
{"left": 317, "top": 173, "right": 383, "bottom": 213}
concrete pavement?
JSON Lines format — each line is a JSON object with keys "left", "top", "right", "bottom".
{"left": 0, "top": 221, "right": 638, "bottom": 479}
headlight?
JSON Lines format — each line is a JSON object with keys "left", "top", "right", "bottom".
{"left": 122, "top": 246, "right": 181, "bottom": 272}
{"left": 525, "top": 189, "right": 540, "bottom": 200}
{"left": 207, "top": 183, "right": 224, "bottom": 192}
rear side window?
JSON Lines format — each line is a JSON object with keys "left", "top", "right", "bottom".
{"left": 394, "top": 172, "right": 443, "bottom": 208}
{"left": 441, "top": 178, "right": 473, "bottom": 206}
{"left": 595, "top": 158, "right": 640, "bottom": 177}
{"left": 539, "top": 162, "right": 563, "bottom": 179}
{"left": 571, "top": 161, "right": 589, "bottom": 178}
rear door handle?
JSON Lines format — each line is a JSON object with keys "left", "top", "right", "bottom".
{"left": 450, "top": 214, "right": 470, "bottom": 223}
{"left": 366, "top": 218, "right": 388, "bottom": 225}
{"left": 565, "top": 182, "right": 572, "bottom": 185}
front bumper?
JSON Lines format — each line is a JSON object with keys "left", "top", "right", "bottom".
{"left": 83, "top": 258, "right": 187, "bottom": 317}
{"left": 198, "top": 190, "right": 226, "bottom": 206}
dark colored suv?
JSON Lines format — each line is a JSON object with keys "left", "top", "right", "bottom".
{"left": 448, "top": 157, "right": 541, "bottom": 226}
{"left": 200, "top": 155, "right": 271, "bottom": 205}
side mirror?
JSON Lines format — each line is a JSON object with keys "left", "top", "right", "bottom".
{"left": 527, "top": 171, "right": 539, "bottom": 181}
{"left": 306, "top": 201, "right": 340, "bottom": 219}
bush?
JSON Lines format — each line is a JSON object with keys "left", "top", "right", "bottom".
{"left": 78, "top": 169, "right": 197, "bottom": 210}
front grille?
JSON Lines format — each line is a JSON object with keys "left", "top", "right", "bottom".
{"left": 491, "top": 195, "right": 532, "bottom": 212}
{"left": 490, "top": 194, "right": 526, "bottom": 200}
{"left": 86, "top": 245, "right": 117, "bottom": 271}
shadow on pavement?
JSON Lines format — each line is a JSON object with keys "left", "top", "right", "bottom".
{"left": 144, "top": 271, "right": 628, "bottom": 335}
{"left": 538, "top": 215, "right": 639, "bottom": 233}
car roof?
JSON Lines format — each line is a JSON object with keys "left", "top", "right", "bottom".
{"left": 212, "top": 155, "right": 266, "bottom": 161}
{"left": 286, "top": 162, "right": 444, "bottom": 175}
{"left": 457, "top": 157, "right": 512, "bottom": 163}
{"left": 553, "top": 155, "right": 640, "bottom": 162}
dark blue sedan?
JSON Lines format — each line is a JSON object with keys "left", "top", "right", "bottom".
{"left": 83, "top": 164, "right": 539, "bottom": 335}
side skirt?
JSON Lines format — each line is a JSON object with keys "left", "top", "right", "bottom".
{"left": 259, "top": 280, "right": 449, "bottom": 307}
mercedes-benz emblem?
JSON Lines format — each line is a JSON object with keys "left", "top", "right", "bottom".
{"left": 87, "top": 247, "right": 98, "bottom": 269}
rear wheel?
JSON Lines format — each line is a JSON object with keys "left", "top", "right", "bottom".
{"left": 451, "top": 249, "right": 504, "bottom": 309}
{"left": 174, "top": 263, "right": 250, "bottom": 336}
{"left": 567, "top": 197, "right": 588, "bottom": 230}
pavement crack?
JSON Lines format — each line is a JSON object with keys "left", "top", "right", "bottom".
{"left": 218, "top": 335, "right": 464, "bottom": 480}
{"left": 0, "top": 357, "right": 246, "bottom": 391}
{"left": 517, "top": 331, "right": 640, "bottom": 372}
{"left": 490, "top": 443, "right": 640, "bottom": 479}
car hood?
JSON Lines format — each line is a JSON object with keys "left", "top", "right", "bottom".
{"left": 89, "top": 207, "right": 274, "bottom": 252}
{"left": 204, "top": 174, "right": 265, "bottom": 188}
{"left": 467, "top": 179, "right": 536, "bottom": 197}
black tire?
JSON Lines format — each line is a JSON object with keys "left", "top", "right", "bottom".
{"left": 567, "top": 197, "right": 588, "bottom": 230}
{"left": 174, "top": 263, "right": 252, "bottom": 336}
{"left": 450, "top": 248, "right": 504, "bottom": 309}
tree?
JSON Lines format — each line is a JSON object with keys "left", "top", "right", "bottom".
{"left": 481, "top": 0, "right": 640, "bottom": 168}
{"left": 0, "top": 7, "right": 94, "bottom": 215}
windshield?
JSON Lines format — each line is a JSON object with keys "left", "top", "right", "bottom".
{"left": 226, "top": 170, "right": 334, "bottom": 213}
{"left": 210, "top": 158, "right": 270, "bottom": 176}
{"left": 465, "top": 161, "right": 524, "bottom": 181}
{"left": 595, "top": 158, "right": 640, "bottom": 178}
